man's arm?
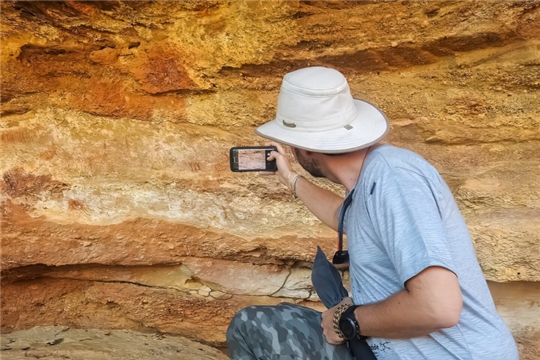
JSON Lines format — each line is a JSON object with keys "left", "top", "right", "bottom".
{"left": 266, "top": 142, "right": 343, "bottom": 231}
{"left": 322, "top": 266, "right": 463, "bottom": 342}
{"left": 293, "top": 176, "right": 343, "bottom": 231}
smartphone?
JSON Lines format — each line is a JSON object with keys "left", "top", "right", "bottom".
{"left": 229, "top": 146, "right": 278, "bottom": 172}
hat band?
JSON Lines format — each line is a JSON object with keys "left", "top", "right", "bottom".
{"left": 276, "top": 105, "right": 357, "bottom": 132}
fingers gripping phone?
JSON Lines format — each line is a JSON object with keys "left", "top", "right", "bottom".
{"left": 229, "top": 146, "right": 278, "bottom": 172}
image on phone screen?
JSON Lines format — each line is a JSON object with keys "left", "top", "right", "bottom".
{"left": 230, "top": 146, "right": 277, "bottom": 172}
{"left": 238, "top": 149, "right": 266, "bottom": 170}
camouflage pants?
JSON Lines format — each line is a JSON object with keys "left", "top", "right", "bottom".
{"left": 226, "top": 303, "right": 353, "bottom": 360}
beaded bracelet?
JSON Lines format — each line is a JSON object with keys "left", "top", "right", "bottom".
{"left": 291, "top": 174, "right": 303, "bottom": 199}
{"left": 287, "top": 172, "right": 303, "bottom": 198}
{"left": 333, "top": 303, "right": 352, "bottom": 339}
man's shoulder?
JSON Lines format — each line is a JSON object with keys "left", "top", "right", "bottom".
{"left": 363, "top": 144, "right": 442, "bottom": 190}
{"left": 371, "top": 144, "right": 423, "bottom": 161}
{"left": 367, "top": 145, "right": 430, "bottom": 172}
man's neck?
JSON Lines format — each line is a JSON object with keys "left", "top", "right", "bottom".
{"left": 328, "top": 144, "right": 380, "bottom": 191}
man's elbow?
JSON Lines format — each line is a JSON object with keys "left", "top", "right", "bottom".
{"left": 408, "top": 266, "right": 464, "bottom": 330}
{"left": 422, "top": 288, "right": 463, "bottom": 329}
{"left": 435, "top": 296, "right": 463, "bottom": 329}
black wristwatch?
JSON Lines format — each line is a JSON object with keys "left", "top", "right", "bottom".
{"left": 338, "top": 305, "right": 367, "bottom": 341}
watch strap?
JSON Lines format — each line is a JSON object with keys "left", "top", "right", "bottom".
{"left": 340, "top": 305, "right": 367, "bottom": 340}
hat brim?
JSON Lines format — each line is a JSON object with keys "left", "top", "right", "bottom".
{"left": 255, "top": 99, "right": 390, "bottom": 154}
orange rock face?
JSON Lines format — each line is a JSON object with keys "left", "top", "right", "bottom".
{"left": 1, "top": 1, "right": 539, "bottom": 358}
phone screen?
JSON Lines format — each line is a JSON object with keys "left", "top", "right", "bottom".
{"left": 238, "top": 148, "right": 267, "bottom": 170}
{"left": 230, "top": 146, "right": 277, "bottom": 172}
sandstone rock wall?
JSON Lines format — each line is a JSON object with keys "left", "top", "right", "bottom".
{"left": 1, "top": 1, "right": 539, "bottom": 358}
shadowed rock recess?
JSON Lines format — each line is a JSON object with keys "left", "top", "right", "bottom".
{"left": 1, "top": 1, "right": 539, "bottom": 358}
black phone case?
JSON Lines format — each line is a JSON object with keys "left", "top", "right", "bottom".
{"left": 229, "top": 146, "right": 277, "bottom": 172}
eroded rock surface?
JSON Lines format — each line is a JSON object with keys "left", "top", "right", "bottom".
{"left": 0, "top": 326, "right": 228, "bottom": 360}
{"left": 1, "top": 1, "right": 539, "bottom": 359}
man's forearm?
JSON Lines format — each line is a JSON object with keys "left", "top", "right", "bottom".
{"left": 295, "top": 176, "right": 343, "bottom": 231}
{"left": 355, "top": 290, "right": 453, "bottom": 338}
{"left": 355, "top": 267, "right": 463, "bottom": 339}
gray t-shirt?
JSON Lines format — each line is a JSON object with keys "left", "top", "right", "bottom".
{"left": 345, "top": 145, "right": 518, "bottom": 359}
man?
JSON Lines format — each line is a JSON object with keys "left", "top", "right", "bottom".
{"left": 226, "top": 67, "right": 518, "bottom": 359}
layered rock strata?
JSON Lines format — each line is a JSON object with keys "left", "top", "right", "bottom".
{"left": 1, "top": 1, "right": 539, "bottom": 358}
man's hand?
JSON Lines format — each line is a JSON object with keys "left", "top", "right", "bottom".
{"left": 264, "top": 141, "right": 294, "bottom": 188}
{"left": 321, "top": 297, "right": 354, "bottom": 344}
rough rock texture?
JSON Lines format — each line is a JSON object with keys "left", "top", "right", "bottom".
{"left": 1, "top": 326, "right": 228, "bottom": 359}
{"left": 1, "top": 1, "right": 539, "bottom": 359}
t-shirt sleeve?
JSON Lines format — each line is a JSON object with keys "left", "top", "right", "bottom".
{"left": 365, "top": 165, "right": 456, "bottom": 286}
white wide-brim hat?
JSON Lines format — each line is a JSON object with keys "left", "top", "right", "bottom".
{"left": 256, "top": 66, "right": 390, "bottom": 154}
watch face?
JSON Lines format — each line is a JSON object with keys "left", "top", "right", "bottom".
{"left": 339, "top": 317, "right": 356, "bottom": 340}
